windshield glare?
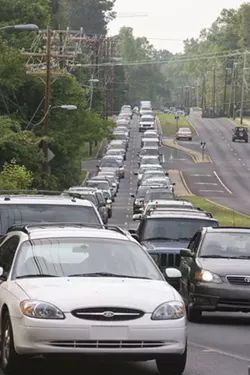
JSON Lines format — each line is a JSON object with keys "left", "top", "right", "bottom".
{"left": 141, "top": 158, "right": 160, "bottom": 165}
{"left": 143, "top": 142, "right": 159, "bottom": 148}
{"left": 12, "top": 238, "right": 162, "bottom": 280}
{"left": 199, "top": 232, "right": 250, "bottom": 257}
{"left": 141, "top": 218, "right": 218, "bottom": 241}
{"left": 145, "top": 192, "right": 174, "bottom": 201}
{"left": 86, "top": 181, "right": 109, "bottom": 190}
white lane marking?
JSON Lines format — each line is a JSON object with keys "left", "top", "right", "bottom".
{"left": 213, "top": 171, "right": 232, "bottom": 194}
{"left": 230, "top": 148, "right": 234, "bottom": 151}
{"left": 195, "top": 182, "right": 218, "bottom": 185}
{"left": 198, "top": 189, "right": 224, "bottom": 193}
{"left": 234, "top": 153, "right": 237, "bottom": 156}
{"left": 190, "top": 174, "right": 212, "bottom": 177}
{"left": 189, "top": 341, "right": 250, "bottom": 362}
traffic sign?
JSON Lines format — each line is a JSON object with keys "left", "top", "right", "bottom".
{"left": 200, "top": 142, "right": 206, "bottom": 149}
{"left": 47, "top": 148, "right": 55, "bottom": 162}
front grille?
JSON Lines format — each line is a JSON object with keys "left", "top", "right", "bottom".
{"left": 49, "top": 340, "right": 165, "bottom": 348}
{"left": 227, "top": 275, "right": 250, "bottom": 286}
{"left": 149, "top": 253, "right": 180, "bottom": 268}
{"left": 219, "top": 298, "right": 250, "bottom": 306}
{"left": 71, "top": 307, "right": 144, "bottom": 321}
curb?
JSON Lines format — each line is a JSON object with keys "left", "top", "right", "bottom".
{"left": 179, "top": 171, "right": 194, "bottom": 196}
{"left": 187, "top": 116, "right": 199, "bottom": 136}
{"left": 156, "top": 117, "right": 163, "bottom": 135}
{"left": 205, "top": 198, "right": 250, "bottom": 219}
{"left": 82, "top": 170, "right": 89, "bottom": 185}
{"left": 162, "top": 139, "right": 212, "bottom": 163}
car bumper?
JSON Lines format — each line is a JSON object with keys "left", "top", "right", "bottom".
{"left": 190, "top": 282, "right": 250, "bottom": 312}
{"left": 12, "top": 315, "right": 186, "bottom": 357}
{"left": 133, "top": 205, "right": 143, "bottom": 213}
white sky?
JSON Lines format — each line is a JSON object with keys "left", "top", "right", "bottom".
{"left": 108, "top": 0, "right": 244, "bottom": 53}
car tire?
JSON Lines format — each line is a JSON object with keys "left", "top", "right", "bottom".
{"left": 108, "top": 211, "right": 112, "bottom": 218}
{"left": 232, "top": 138, "right": 235, "bottom": 142}
{"left": 156, "top": 343, "right": 187, "bottom": 375}
{"left": 187, "top": 304, "right": 202, "bottom": 322}
{"left": 189, "top": 137, "right": 192, "bottom": 141}
{"left": 245, "top": 139, "right": 248, "bottom": 143}
{"left": 1, "top": 312, "right": 28, "bottom": 374}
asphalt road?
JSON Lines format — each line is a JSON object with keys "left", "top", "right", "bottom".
{"left": 78, "top": 116, "right": 250, "bottom": 375}
{"left": 184, "top": 114, "right": 250, "bottom": 215}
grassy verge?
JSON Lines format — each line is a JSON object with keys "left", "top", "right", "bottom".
{"left": 230, "top": 118, "right": 250, "bottom": 129}
{"left": 179, "top": 195, "right": 250, "bottom": 226}
{"left": 81, "top": 141, "right": 101, "bottom": 161}
{"left": 157, "top": 114, "right": 196, "bottom": 135}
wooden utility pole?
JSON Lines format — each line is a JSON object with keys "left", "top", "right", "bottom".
{"left": 212, "top": 65, "right": 216, "bottom": 116}
{"left": 43, "top": 26, "right": 52, "bottom": 174}
{"left": 223, "top": 66, "right": 228, "bottom": 115}
{"left": 232, "top": 63, "right": 238, "bottom": 120}
{"left": 240, "top": 51, "right": 247, "bottom": 125}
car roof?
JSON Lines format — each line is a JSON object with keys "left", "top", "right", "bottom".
{"left": 0, "top": 195, "right": 94, "bottom": 207}
{"left": 204, "top": 226, "right": 250, "bottom": 233}
{"left": 146, "top": 199, "right": 192, "bottom": 206}
{"left": 9, "top": 224, "right": 132, "bottom": 241}
{"left": 147, "top": 212, "right": 217, "bottom": 220}
{"left": 178, "top": 127, "right": 190, "bottom": 131}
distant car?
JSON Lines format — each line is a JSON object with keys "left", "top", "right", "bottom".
{"left": 232, "top": 126, "right": 248, "bottom": 143}
{"left": 176, "top": 127, "right": 192, "bottom": 141}
{"left": 180, "top": 226, "right": 250, "bottom": 322}
{"left": 139, "top": 115, "right": 155, "bottom": 132}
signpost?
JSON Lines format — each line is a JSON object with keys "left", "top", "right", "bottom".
{"left": 200, "top": 141, "right": 206, "bottom": 161}
{"left": 47, "top": 148, "right": 55, "bottom": 162}
{"left": 175, "top": 115, "right": 179, "bottom": 130}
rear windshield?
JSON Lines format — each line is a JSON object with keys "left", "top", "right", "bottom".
{"left": 140, "top": 218, "right": 218, "bottom": 241}
{"left": 145, "top": 191, "right": 174, "bottom": 201}
{"left": 0, "top": 204, "right": 101, "bottom": 235}
{"left": 86, "top": 181, "right": 109, "bottom": 190}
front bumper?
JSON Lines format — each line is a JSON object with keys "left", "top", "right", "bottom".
{"left": 133, "top": 205, "right": 143, "bottom": 214}
{"left": 190, "top": 282, "right": 250, "bottom": 312}
{"left": 12, "top": 315, "right": 186, "bottom": 357}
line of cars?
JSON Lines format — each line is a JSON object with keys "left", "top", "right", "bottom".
{"left": 128, "top": 104, "right": 250, "bottom": 326}
{"left": 0, "top": 105, "right": 189, "bottom": 374}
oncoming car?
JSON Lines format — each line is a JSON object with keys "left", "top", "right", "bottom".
{"left": 0, "top": 223, "right": 186, "bottom": 375}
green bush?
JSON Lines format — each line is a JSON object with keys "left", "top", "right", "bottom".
{"left": 0, "top": 159, "right": 33, "bottom": 190}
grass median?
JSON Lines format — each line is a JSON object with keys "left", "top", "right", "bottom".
{"left": 81, "top": 141, "right": 101, "bottom": 161}
{"left": 158, "top": 114, "right": 197, "bottom": 136}
{"left": 179, "top": 195, "right": 250, "bottom": 227}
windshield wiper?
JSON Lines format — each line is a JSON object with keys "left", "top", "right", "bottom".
{"left": 68, "top": 272, "right": 151, "bottom": 279}
{"left": 144, "top": 237, "right": 176, "bottom": 241}
{"left": 200, "top": 255, "right": 232, "bottom": 259}
{"left": 16, "top": 274, "right": 57, "bottom": 279}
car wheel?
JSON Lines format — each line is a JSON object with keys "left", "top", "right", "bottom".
{"left": 189, "top": 137, "right": 192, "bottom": 141}
{"left": 156, "top": 343, "right": 187, "bottom": 375}
{"left": 232, "top": 138, "right": 235, "bottom": 142}
{"left": 108, "top": 211, "right": 112, "bottom": 219}
{"left": 245, "top": 139, "right": 248, "bottom": 143}
{"left": 187, "top": 304, "right": 202, "bottom": 322}
{"left": 1, "top": 312, "right": 28, "bottom": 374}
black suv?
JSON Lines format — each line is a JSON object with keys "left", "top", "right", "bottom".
{"left": 232, "top": 126, "right": 248, "bottom": 142}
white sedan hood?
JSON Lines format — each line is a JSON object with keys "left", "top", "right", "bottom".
{"left": 15, "top": 278, "right": 176, "bottom": 312}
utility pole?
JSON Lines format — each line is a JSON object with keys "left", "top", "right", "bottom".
{"left": 43, "top": 26, "right": 52, "bottom": 174}
{"left": 232, "top": 63, "right": 238, "bottom": 120}
{"left": 240, "top": 51, "right": 247, "bottom": 125}
{"left": 223, "top": 66, "right": 228, "bottom": 115}
{"left": 227, "top": 65, "right": 234, "bottom": 118}
{"left": 212, "top": 65, "right": 216, "bottom": 117}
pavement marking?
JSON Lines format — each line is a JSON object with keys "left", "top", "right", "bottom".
{"left": 190, "top": 174, "right": 212, "bottom": 177}
{"left": 198, "top": 189, "right": 224, "bottom": 193}
{"left": 239, "top": 158, "right": 241, "bottom": 161}
{"left": 189, "top": 341, "right": 250, "bottom": 362}
{"left": 213, "top": 171, "right": 232, "bottom": 194}
{"left": 195, "top": 182, "right": 218, "bottom": 185}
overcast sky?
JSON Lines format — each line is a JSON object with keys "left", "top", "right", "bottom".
{"left": 108, "top": 0, "right": 244, "bottom": 53}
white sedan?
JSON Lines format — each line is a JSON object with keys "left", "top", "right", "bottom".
{"left": 0, "top": 224, "right": 187, "bottom": 375}
{"left": 176, "top": 127, "right": 192, "bottom": 141}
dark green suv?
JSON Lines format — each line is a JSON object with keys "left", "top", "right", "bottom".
{"left": 232, "top": 126, "right": 248, "bottom": 143}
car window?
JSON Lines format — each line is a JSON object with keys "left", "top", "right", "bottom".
{"left": 140, "top": 218, "right": 218, "bottom": 241}
{"left": 12, "top": 238, "right": 163, "bottom": 281}
{"left": 0, "top": 204, "right": 101, "bottom": 234}
{"left": 199, "top": 232, "right": 250, "bottom": 257}
{"left": 0, "top": 236, "right": 19, "bottom": 276}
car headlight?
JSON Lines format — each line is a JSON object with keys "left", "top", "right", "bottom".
{"left": 195, "top": 270, "right": 222, "bottom": 284}
{"left": 20, "top": 300, "right": 65, "bottom": 319}
{"left": 151, "top": 301, "right": 185, "bottom": 320}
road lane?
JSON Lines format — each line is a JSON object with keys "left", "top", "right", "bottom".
{"left": 187, "top": 114, "right": 250, "bottom": 214}
{"left": 73, "top": 115, "right": 250, "bottom": 375}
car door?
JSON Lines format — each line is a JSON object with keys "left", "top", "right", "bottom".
{"left": 180, "top": 231, "right": 201, "bottom": 302}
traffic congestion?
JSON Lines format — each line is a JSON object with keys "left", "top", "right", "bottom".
{"left": 0, "top": 102, "right": 249, "bottom": 375}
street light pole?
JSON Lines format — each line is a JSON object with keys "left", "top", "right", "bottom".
{"left": 240, "top": 51, "right": 247, "bottom": 125}
{"left": 43, "top": 26, "right": 52, "bottom": 174}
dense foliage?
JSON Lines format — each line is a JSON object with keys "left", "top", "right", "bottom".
{"left": 0, "top": 0, "right": 115, "bottom": 189}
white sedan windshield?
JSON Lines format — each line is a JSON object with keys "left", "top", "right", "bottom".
{"left": 12, "top": 238, "right": 162, "bottom": 280}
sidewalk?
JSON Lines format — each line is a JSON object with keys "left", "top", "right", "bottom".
{"left": 168, "top": 169, "right": 193, "bottom": 196}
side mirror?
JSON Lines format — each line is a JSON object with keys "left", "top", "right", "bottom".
{"left": 133, "top": 214, "right": 142, "bottom": 221}
{"left": 172, "top": 182, "right": 176, "bottom": 186}
{"left": 180, "top": 248, "right": 193, "bottom": 257}
{"left": 96, "top": 164, "right": 100, "bottom": 168}
{"left": 165, "top": 267, "right": 182, "bottom": 291}
{"left": 130, "top": 193, "right": 135, "bottom": 198}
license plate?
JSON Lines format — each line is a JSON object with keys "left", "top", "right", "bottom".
{"left": 91, "top": 326, "right": 128, "bottom": 340}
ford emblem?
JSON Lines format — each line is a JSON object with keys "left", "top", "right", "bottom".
{"left": 103, "top": 311, "right": 114, "bottom": 318}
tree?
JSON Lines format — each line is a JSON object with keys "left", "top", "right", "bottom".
{"left": 68, "top": 0, "right": 116, "bottom": 34}
{"left": 0, "top": 159, "right": 33, "bottom": 190}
